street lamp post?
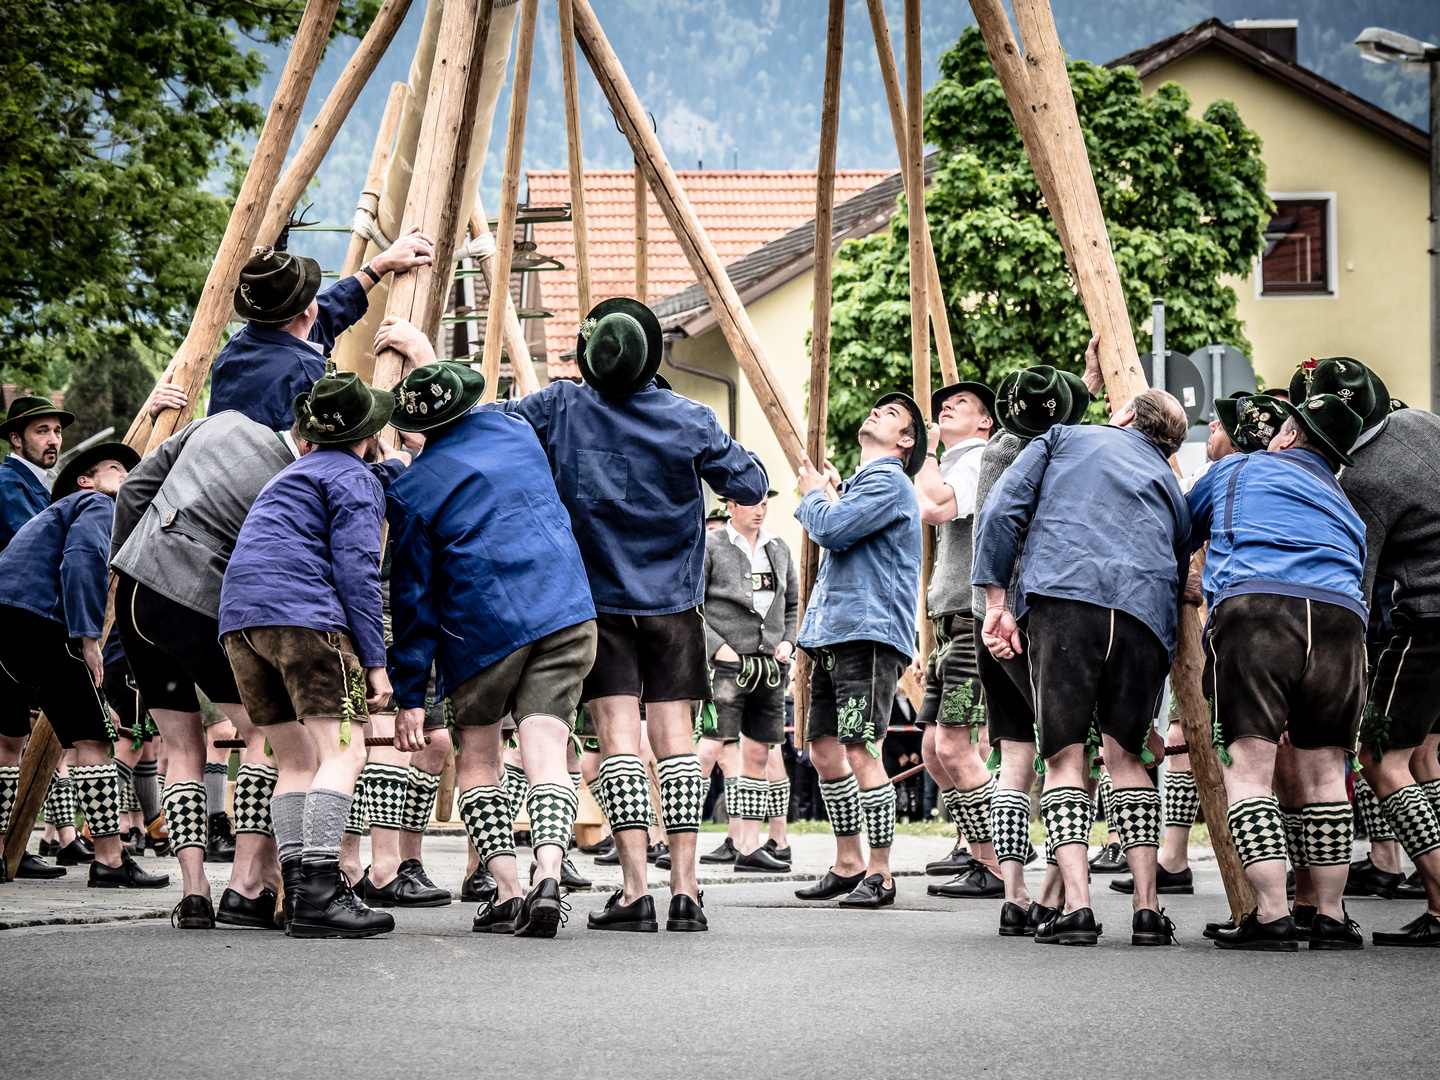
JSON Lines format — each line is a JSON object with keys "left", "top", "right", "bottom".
{"left": 1356, "top": 27, "right": 1440, "bottom": 411}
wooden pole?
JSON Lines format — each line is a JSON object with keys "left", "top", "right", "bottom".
{"left": 479, "top": 0, "right": 538, "bottom": 404}
{"left": 466, "top": 204, "right": 538, "bottom": 396}
{"left": 373, "top": 0, "right": 497, "bottom": 395}
{"left": 340, "top": 82, "right": 409, "bottom": 279}
{"left": 634, "top": 166, "right": 649, "bottom": 303}
{"left": 558, "top": 0, "right": 593, "bottom": 318}
{"left": 794, "top": 0, "right": 845, "bottom": 751}
{"left": 257, "top": 0, "right": 416, "bottom": 247}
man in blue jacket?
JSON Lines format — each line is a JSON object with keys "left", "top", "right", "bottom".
{"left": 0, "top": 395, "right": 72, "bottom": 550}
{"left": 208, "top": 227, "right": 433, "bottom": 430}
{"left": 495, "top": 298, "right": 768, "bottom": 934}
{"left": 975, "top": 388, "right": 1191, "bottom": 947}
{"left": 0, "top": 442, "right": 168, "bottom": 890}
{"left": 386, "top": 361, "right": 597, "bottom": 938}
{"left": 791, "top": 393, "right": 924, "bottom": 910}
{"left": 1188, "top": 394, "right": 1369, "bottom": 951}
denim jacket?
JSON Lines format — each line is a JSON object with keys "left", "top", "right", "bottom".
{"left": 795, "top": 456, "right": 921, "bottom": 657}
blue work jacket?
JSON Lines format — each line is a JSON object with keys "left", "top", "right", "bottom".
{"left": 494, "top": 379, "right": 768, "bottom": 616}
{"left": 0, "top": 455, "right": 51, "bottom": 552}
{"left": 219, "top": 446, "right": 387, "bottom": 667}
{"left": 795, "top": 457, "right": 921, "bottom": 658}
{"left": 209, "top": 276, "right": 369, "bottom": 430}
{"left": 973, "top": 424, "right": 1191, "bottom": 659}
{"left": 385, "top": 410, "right": 596, "bottom": 708}
{"left": 1187, "top": 448, "right": 1367, "bottom": 622}
{"left": 0, "top": 491, "right": 112, "bottom": 639}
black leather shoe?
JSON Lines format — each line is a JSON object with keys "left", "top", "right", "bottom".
{"left": 88, "top": 852, "right": 169, "bottom": 889}
{"left": 126, "top": 827, "right": 146, "bottom": 856}
{"left": 398, "top": 859, "right": 453, "bottom": 903}
{"left": 1309, "top": 910, "right": 1363, "bottom": 950}
{"left": 1291, "top": 903, "right": 1316, "bottom": 940}
{"left": 929, "top": 862, "right": 1004, "bottom": 898}
{"left": 1132, "top": 907, "right": 1176, "bottom": 946}
{"left": 647, "top": 842, "right": 668, "bottom": 864}
{"left": 280, "top": 858, "right": 302, "bottom": 931}
{"left": 1089, "top": 842, "right": 1127, "bottom": 873}
{"left": 15, "top": 852, "right": 66, "bottom": 879}
{"left": 1395, "top": 870, "right": 1426, "bottom": 900}
{"left": 1037, "top": 907, "right": 1099, "bottom": 946}
{"left": 56, "top": 839, "right": 94, "bottom": 865}
{"left": 1372, "top": 911, "right": 1440, "bottom": 947}
{"left": 667, "top": 891, "right": 708, "bottom": 932}
{"left": 217, "top": 887, "right": 279, "bottom": 929}
{"left": 472, "top": 896, "right": 522, "bottom": 934}
{"left": 655, "top": 849, "right": 672, "bottom": 870}
{"left": 580, "top": 835, "right": 614, "bottom": 857}
{"left": 288, "top": 860, "right": 394, "bottom": 938}
{"left": 38, "top": 839, "right": 58, "bottom": 857}
{"left": 594, "top": 844, "right": 622, "bottom": 866}
{"left": 1110, "top": 863, "right": 1193, "bottom": 895}
{"left": 587, "top": 889, "right": 658, "bottom": 932}
{"left": 357, "top": 865, "right": 452, "bottom": 908}
{"left": 795, "top": 869, "right": 864, "bottom": 900}
{"left": 734, "top": 846, "right": 791, "bottom": 873}
{"left": 999, "top": 901, "right": 1032, "bottom": 936}
{"left": 1286, "top": 869, "right": 1295, "bottom": 899}
{"left": 1212, "top": 910, "right": 1298, "bottom": 951}
{"left": 461, "top": 868, "right": 497, "bottom": 903}
{"left": 926, "top": 841, "right": 972, "bottom": 876}
{"left": 700, "top": 837, "right": 737, "bottom": 864}
{"left": 1203, "top": 917, "right": 1236, "bottom": 940}
{"left": 529, "top": 855, "right": 592, "bottom": 890}
{"left": 763, "top": 838, "right": 792, "bottom": 862}
{"left": 207, "top": 812, "right": 236, "bottom": 863}
{"left": 171, "top": 894, "right": 216, "bottom": 929}
{"left": 1345, "top": 857, "right": 1404, "bottom": 899}
{"left": 514, "top": 877, "right": 568, "bottom": 937}
{"left": 838, "top": 873, "right": 896, "bottom": 909}
{"left": 1027, "top": 902, "right": 1056, "bottom": 936}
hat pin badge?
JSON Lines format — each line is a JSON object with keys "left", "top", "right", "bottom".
{"left": 1307, "top": 396, "right": 1325, "bottom": 411}
{"left": 1043, "top": 398, "right": 1057, "bottom": 416}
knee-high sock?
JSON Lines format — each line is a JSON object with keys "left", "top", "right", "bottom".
{"left": 233, "top": 763, "right": 279, "bottom": 836}
{"left": 735, "top": 775, "right": 769, "bottom": 822}
{"left": 1108, "top": 786, "right": 1162, "bottom": 851}
{"left": 1039, "top": 786, "right": 1091, "bottom": 851}
{"left": 270, "top": 790, "right": 307, "bottom": 864}
{"left": 1379, "top": 784, "right": 1440, "bottom": 861}
{"left": 457, "top": 785, "right": 515, "bottom": 867}
{"left": 502, "top": 762, "right": 528, "bottom": 823}
{"left": 526, "top": 782, "right": 579, "bottom": 852}
{"left": 723, "top": 776, "right": 740, "bottom": 821}
{"left": 953, "top": 776, "right": 996, "bottom": 844}
{"left": 203, "top": 760, "right": 227, "bottom": 817}
{"left": 43, "top": 770, "right": 72, "bottom": 828}
{"left": 114, "top": 760, "right": 138, "bottom": 815}
{"left": 1281, "top": 806, "right": 1307, "bottom": 870}
{"left": 1163, "top": 769, "right": 1199, "bottom": 829}
{"left": 1354, "top": 776, "right": 1394, "bottom": 842}
{"left": 858, "top": 783, "right": 896, "bottom": 849}
{"left": 1302, "top": 802, "right": 1354, "bottom": 867}
{"left": 70, "top": 763, "right": 122, "bottom": 839}
{"left": 346, "top": 762, "right": 379, "bottom": 835}
{"left": 991, "top": 787, "right": 1033, "bottom": 864}
{"left": 1422, "top": 778, "right": 1440, "bottom": 821}
{"left": 0, "top": 764, "right": 17, "bottom": 834}
{"left": 940, "top": 787, "right": 965, "bottom": 839}
{"left": 401, "top": 765, "right": 442, "bottom": 834}
{"left": 162, "top": 780, "right": 208, "bottom": 852}
{"left": 818, "top": 773, "right": 863, "bottom": 837}
{"left": 657, "top": 754, "right": 704, "bottom": 834}
{"left": 767, "top": 778, "right": 790, "bottom": 821}
{"left": 1226, "top": 795, "right": 1289, "bottom": 868}
{"left": 597, "top": 755, "right": 650, "bottom": 834}
{"left": 586, "top": 773, "right": 612, "bottom": 825}
{"left": 1095, "top": 771, "right": 1114, "bottom": 825}
{"left": 132, "top": 759, "right": 161, "bottom": 823}
{"left": 361, "top": 762, "right": 408, "bottom": 832}
{"left": 300, "top": 788, "right": 354, "bottom": 864}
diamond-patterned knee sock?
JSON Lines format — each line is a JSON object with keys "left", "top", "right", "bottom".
{"left": 858, "top": 783, "right": 896, "bottom": 850}
{"left": 597, "top": 755, "right": 650, "bottom": 834}
{"left": 736, "top": 775, "right": 769, "bottom": 822}
{"left": 657, "top": 754, "right": 704, "bottom": 834}
{"left": 526, "top": 782, "right": 579, "bottom": 852}
{"left": 502, "top": 762, "right": 528, "bottom": 822}
{"left": 586, "top": 773, "right": 612, "bottom": 825}
{"left": 818, "top": 773, "right": 863, "bottom": 837}
{"left": 1095, "top": 771, "right": 1114, "bottom": 824}
{"left": 1226, "top": 795, "right": 1289, "bottom": 868}
{"left": 347, "top": 763, "right": 378, "bottom": 835}
{"left": 401, "top": 765, "right": 441, "bottom": 834}
{"left": 1040, "top": 785, "right": 1091, "bottom": 851}
{"left": 0, "top": 764, "right": 17, "bottom": 834}
{"left": 1420, "top": 778, "right": 1440, "bottom": 823}
{"left": 1353, "top": 776, "right": 1394, "bottom": 843}
{"left": 71, "top": 763, "right": 122, "bottom": 839}
{"left": 1163, "top": 769, "right": 1199, "bottom": 829}
{"left": 954, "top": 776, "right": 997, "bottom": 844}
{"left": 568, "top": 770, "right": 583, "bottom": 793}
{"left": 233, "top": 763, "right": 279, "bottom": 835}
{"left": 1108, "top": 786, "right": 1161, "bottom": 851}
{"left": 457, "top": 785, "right": 515, "bottom": 867}
{"left": 1281, "top": 806, "right": 1307, "bottom": 870}
{"left": 767, "top": 778, "right": 790, "bottom": 820}
{"left": 991, "top": 787, "right": 1032, "bottom": 864}
{"left": 162, "top": 780, "right": 208, "bottom": 852}
{"left": 1380, "top": 784, "right": 1440, "bottom": 861}
{"left": 114, "top": 760, "right": 138, "bottom": 815}
{"left": 1303, "top": 801, "right": 1354, "bottom": 866}
{"left": 723, "top": 776, "right": 739, "bottom": 820}
{"left": 43, "top": 770, "right": 72, "bottom": 827}
{"left": 362, "top": 762, "right": 409, "bottom": 832}
{"left": 940, "top": 787, "right": 965, "bottom": 839}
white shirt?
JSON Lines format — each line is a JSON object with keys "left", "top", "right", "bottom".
{"left": 1179, "top": 456, "right": 1212, "bottom": 495}
{"left": 937, "top": 437, "right": 988, "bottom": 519}
{"left": 12, "top": 452, "right": 57, "bottom": 493}
{"left": 279, "top": 429, "right": 302, "bottom": 460}
{"left": 726, "top": 522, "right": 778, "bottom": 620}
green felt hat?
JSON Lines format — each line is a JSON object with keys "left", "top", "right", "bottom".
{"left": 52, "top": 442, "right": 140, "bottom": 502}
{"left": 1214, "top": 392, "right": 1290, "bottom": 454}
{"left": 707, "top": 504, "right": 731, "bottom": 523}
{"left": 576, "top": 298, "right": 663, "bottom": 396}
{"left": 1288, "top": 357, "right": 1387, "bottom": 431}
{"left": 1056, "top": 371, "right": 1093, "bottom": 426}
{"left": 390, "top": 362, "right": 486, "bottom": 433}
{"left": 1, "top": 396, "right": 74, "bottom": 439}
{"left": 1292, "top": 393, "right": 1364, "bottom": 467}
{"left": 292, "top": 372, "right": 394, "bottom": 445}
{"left": 235, "top": 248, "right": 323, "bottom": 327}
{"left": 994, "top": 366, "right": 1078, "bottom": 439}
{"left": 872, "top": 392, "right": 929, "bottom": 477}
{"left": 930, "top": 381, "right": 996, "bottom": 423}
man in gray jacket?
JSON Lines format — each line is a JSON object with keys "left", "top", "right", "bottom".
{"left": 698, "top": 488, "right": 797, "bottom": 873}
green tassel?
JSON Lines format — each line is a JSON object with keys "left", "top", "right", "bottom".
{"left": 339, "top": 718, "right": 352, "bottom": 748}
{"left": 1217, "top": 745, "right": 1233, "bottom": 766}
{"left": 264, "top": 738, "right": 273, "bottom": 758}
{"left": 700, "top": 700, "right": 718, "bottom": 738}
{"left": 505, "top": 732, "right": 518, "bottom": 750}
{"left": 985, "top": 745, "right": 1001, "bottom": 771}
{"left": 1139, "top": 746, "right": 1155, "bottom": 766}
{"left": 969, "top": 725, "right": 980, "bottom": 745}
{"left": 865, "top": 740, "right": 880, "bottom": 760}
{"left": 1033, "top": 754, "right": 1047, "bottom": 776}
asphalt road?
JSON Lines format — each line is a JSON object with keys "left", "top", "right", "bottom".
{"left": 2, "top": 867, "right": 1433, "bottom": 1080}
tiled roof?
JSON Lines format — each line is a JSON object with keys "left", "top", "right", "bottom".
{"left": 525, "top": 169, "right": 895, "bottom": 378}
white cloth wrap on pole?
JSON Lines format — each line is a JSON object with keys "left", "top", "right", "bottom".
{"left": 454, "top": 230, "right": 496, "bottom": 262}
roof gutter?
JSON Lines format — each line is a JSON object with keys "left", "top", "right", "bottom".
{"left": 664, "top": 331, "right": 736, "bottom": 435}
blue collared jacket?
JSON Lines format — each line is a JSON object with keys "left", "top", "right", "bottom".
{"left": 209, "top": 276, "right": 369, "bottom": 430}
{"left": 0, "top": 455, "right": 51, "bottom": 552}
{"left": 972, "top": 424, "right": 1191, "bottom": 658}
{"left": 385, "top": 410, "right": 596, "bottom": 708}
{"left": 493, "top": 379, "right": 768, "bottom": 615}
{"left": 795, "top": 457, "right": 921, "bottom": 658}
{"left": 0, "top": 491, "right": 113, "bottom": 639}
{"left": 1187, "top": 448, "right": 1367, "bottom": 622}
{"left": 219, "top": 446, "right": 387, "bottom": 667}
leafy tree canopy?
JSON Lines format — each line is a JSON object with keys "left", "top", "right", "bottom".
{"left": 825, "top": 25, "right": 1271, "bottom": 474}
{"left": 0, "top": 0, "right": 378, "bottom": 390}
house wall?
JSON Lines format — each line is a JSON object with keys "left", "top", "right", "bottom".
{"left": 1141, "top": 49, "right": 1430, "bottom": 408}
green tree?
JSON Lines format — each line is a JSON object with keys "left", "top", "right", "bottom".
{"left": 825, "top": 26, "right": 1271, "bottom": 474}
{"left": 0, "top": 1, "right": 378, "bottom": 388}
{"left": 63, "top": 341, "right": 166, "bottom": 446}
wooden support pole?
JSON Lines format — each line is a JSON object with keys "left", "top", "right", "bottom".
{"left": 467, "top": 204, "right": 538, "bottom": 396}
{"left": 257, "top": 0, "right": 416, "bottom": 247}
{"left": 634, "top": 166, "right": 649, "bottom": 303}
{"left": 340, "top": 82, "right": 409, "bottom": 279}
{"left": 794, "top": 0, "right": 845, "bottom": 750}
{"left": 558, "top": 0, "right": 593, "bottom": 318}
{"left": 373, "top": 0, "right": 497, "bottom": 395}
{"left": 479, "top": 0, "right": 538, "bottom": 403}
